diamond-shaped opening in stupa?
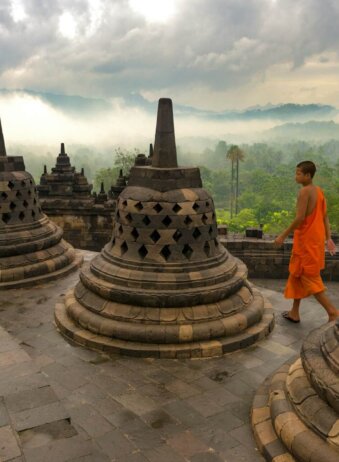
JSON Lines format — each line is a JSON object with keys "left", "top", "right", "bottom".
{"left": 192, "top": 227, "right": 201, "bottom": 239}
{"left": 131, "top": 228, "right": 139, "bottom": 240}
{"left": 153, "top": 203, "right": 163, "bottom": 213}
{"left": 182, "top": 244, "right": 193, "bottom": 259}
{"left": 172, "top": 203, "right": 182, "bottom": 213}
{"left": 138, "top": 244, "right": 148, "bottom": 259}
{"left": 135, "top": 202, "right": 143, "bottom": 211}
{"left": 202, "top": 214, "right": 208, "bottom": 224}
{"left": 160, "top": 245, "right": 171, "bottom": 261}
{"left": 172, "top": 230, "right": 182, "bottom": 242}
{"left": 162, "top": 215, "right": 172, "bottom": 227}
{"left": 150, "top": 230, "right": 161, "bottom": 243}
{"left": 143, "top": 215, "right": 151, "bottom": 226}
{"left": 121, "top": 241, "right": 128, "bottom": 255}
{"left": 2, "top": 213, "right": 11, "bottom": 224}
{"left": 184, "top": 216, "right": 193, "bottom": 226}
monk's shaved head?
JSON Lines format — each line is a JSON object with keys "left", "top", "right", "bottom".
{"left": 296, "top": 161, "right": 316, "bottom": 178}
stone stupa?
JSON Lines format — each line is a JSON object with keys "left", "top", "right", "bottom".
{"left": 0, "top": 120, "right": 83, "bottom": 289}
{"left": 55, "top": 98, "right": 274, "bottom": 358}
{"left": 252, "top": 318, "right": 339, "bottom": 462}
{"left": 37, "top": 143, "right": 93, "bottom": 201}
{"left": 37, "top": 143, "right": 115, "bottom": 252}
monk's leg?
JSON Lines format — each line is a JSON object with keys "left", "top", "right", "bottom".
{"left": 313, "top": 291, "right": 339, "bottom": 322}
{"left": 286, "top": 299, "right": 301, "bottom": 321}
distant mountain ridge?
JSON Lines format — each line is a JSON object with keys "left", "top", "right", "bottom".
{"left": 0, "top": 88, "right": 337, "bottom": 123}
{"left": 263, "top": 120, "right": 339, "bottom": 140}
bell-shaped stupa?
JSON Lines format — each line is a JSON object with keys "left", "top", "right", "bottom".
{"left": 252, "top": 318, "right": 339, "bottom": 461}
{"left": 0, "top": 120, "right": 83, "bottom": 289}
{"left": 55, "top": 99, "right": 274, "bottom": 357}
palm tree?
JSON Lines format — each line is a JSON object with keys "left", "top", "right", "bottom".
{"left": 226, "top": 145, "right": 245, "bottom": 216}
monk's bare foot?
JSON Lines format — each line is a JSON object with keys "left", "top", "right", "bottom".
{"left": 282, "top": 311, "right": 300, "bottom": 323}
{"left": 328, "top": 310, "right": 339, "bottom": 322}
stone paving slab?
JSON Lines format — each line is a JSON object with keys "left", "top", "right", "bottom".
{"left": 0, "top": 251, "right": 337, "bottom": 461}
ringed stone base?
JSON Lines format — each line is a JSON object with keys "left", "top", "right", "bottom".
{"left": 54, "top": 287, "right": 274, "bottom": 358}
{"left": 0, "top": 247, "right": 83, "bottom": 289}
{"left": 252, "top": 323, "right": 339, "bottom": 462}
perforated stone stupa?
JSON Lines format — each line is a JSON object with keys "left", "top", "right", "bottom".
{"left": 0, "top": 120, "right": 82, "bottom": 289}
{"left": 55, "top": 98, "right": 274, "bottom": 358}
{"left": 252, "top": 318, "right": 339, "bottom": 461}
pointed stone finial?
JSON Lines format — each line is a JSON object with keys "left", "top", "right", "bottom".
{"left": 149, "top": 143, "right": 154, "bottom": 158}
{"left": 81, "top": 167, "right": 84, "bottom": 176}
{"left": 152, "top": 98, "right": 178, "bottom": 168}
{"left": 60, "top": 143, "right": 66, "bottom": 155}
{"left": 0, "top": 119, "right": 7, "bottom": 157}
{"left": 100, "top": 182, "right": 105, "bottom": 193}
{"left": 44, "top": 165, "right": 47, "bottom": 174}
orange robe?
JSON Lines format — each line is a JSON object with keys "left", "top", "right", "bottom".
{"left": 284, "top": 186, "right": 326, "bottom": 299}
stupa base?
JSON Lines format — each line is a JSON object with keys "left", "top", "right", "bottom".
{"left": 0, "top": 249, "right": 83, "bottom": 289}
{"left": 252, "top": 323, "right": 339, "bottom": 462}
{"left": 54, "top": 293, "right": 274, "bottom": 358}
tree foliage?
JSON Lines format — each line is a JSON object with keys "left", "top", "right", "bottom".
{"left": 201, "top": 140, "right": 339, "bottom": 233}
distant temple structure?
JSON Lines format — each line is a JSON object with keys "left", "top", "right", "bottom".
{"left": 0, "top": 120, "right": 82, "bottom": 289}
{"left": 55, "top": 98, "right": 274, "bottom": 358}
{"left": 37, "top": 143, "right": 125, "bottom": 251}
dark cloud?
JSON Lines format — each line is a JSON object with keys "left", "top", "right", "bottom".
{"left": 0, "top": 0, "right": 338, "bottom": 104}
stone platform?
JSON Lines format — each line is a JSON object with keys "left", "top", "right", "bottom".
{"left": 0, "top": 252, "right": 336, "bottom": 461}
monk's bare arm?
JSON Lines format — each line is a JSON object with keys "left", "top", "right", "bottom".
{"left": 274, "top": 188, "right": 309, "bottom": 245}
{"left": 324, "top": 214, "right": 331, "bottom": 241}
{"left": 324, "top": 214, "right": 337, "bottom": 255}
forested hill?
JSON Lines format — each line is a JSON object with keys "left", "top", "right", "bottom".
{"left": 264, "top": 121, "right": 339, "bottom": 140}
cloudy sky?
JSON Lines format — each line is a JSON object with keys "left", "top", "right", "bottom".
{"left": 0, "top": 0, "right": 339, "bottom": 145}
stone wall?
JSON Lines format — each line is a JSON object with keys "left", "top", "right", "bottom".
{"left": 220, "top": 235, "right": 339, "bottom": 281}
{"left": 42, "top": 204, "right": 114, "bottom": 252}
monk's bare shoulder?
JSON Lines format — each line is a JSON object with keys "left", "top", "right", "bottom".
{"left": 298, "top": 186, "right": 311, "bottom": 198}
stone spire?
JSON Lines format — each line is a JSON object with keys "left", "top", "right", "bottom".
{"left": 54, "top": 143, "right": 72, "bottom": 172}
{"left": 152, "top": 98, "right": 178, "bottom": 168}
{"left": 0, "top": 119, "right": 7, "bottom": 157}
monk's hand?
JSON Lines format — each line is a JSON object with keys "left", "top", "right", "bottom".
{"left": 326, "top": 238, "right": 337, "bottom": 256}
{"left": 274, "top": 235, "right": 285, "bottom": 247}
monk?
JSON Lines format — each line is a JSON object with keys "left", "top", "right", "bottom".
{"left": 274, "top": 160, "right": 338, "bottom": 323}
